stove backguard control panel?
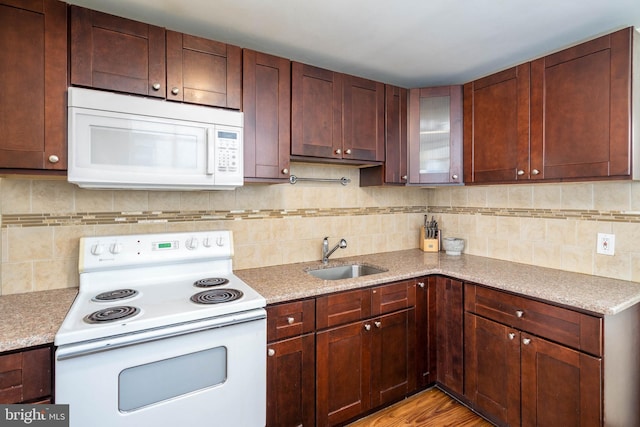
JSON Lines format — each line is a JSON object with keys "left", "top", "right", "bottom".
{"left": 79, "top": 230, "right": 234, "bottom": 272}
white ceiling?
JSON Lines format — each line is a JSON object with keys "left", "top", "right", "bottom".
{"left": 66, "top": 0, "right": 640, "bottom": 88}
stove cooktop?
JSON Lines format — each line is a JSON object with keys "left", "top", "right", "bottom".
{"left": 55, "top": 231, "right": 266, "bottom": 347}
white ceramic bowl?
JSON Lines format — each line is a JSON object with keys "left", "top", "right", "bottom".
{"left": 442, "top": 237, "right": 464, "bottom": 255}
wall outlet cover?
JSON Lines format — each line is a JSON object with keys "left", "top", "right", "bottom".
{"left": 597, "top": 233, "right": 615, "bottom": 256}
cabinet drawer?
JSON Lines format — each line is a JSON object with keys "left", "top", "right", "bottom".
{"left": 372, "top": 280, "right": 416, "bottom": 315}
{"left": 267, "top": 299, "right": 315, "bottom": 342}
{"left": 465, "top": 284, "right": 602, "bottom": 356}
{"left": 316, "top": 288, "right": 371, "bottom": 330}
{"left": 0, "top": 347, "right": 51, "bottom": 404}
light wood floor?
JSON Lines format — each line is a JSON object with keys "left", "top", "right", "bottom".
{"left": 346, "top": 388, "right": 495, "bottom": 427}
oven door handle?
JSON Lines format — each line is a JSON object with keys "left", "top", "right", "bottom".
{"left": 56, "top": 308, "right": 266, "bottom": 361}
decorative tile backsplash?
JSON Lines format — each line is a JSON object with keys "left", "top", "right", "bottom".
{"left": 2, "top": 166, "right": 640, "bottom": 295}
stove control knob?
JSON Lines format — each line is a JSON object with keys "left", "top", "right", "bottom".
{"left": 91, "top": 244, "right": 104, "bottom": 256}
{"left": 216, "top": 237, "right": 225, "bottom": 247}
{"left": 109, "top": 243, "right": 123, "bottom": 254}
{"left": 202, "top": 238, "right": 213, "bottom": 248}
{"left": 186, "top": 238, "right": 199, "bottom": 250}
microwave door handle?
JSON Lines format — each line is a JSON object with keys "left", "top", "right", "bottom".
{"left": 206, "top": 128, "right": 215, "bottom": 175}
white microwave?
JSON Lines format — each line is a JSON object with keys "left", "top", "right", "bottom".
{"left": 67, "top": 87, "right": 244, "bottom": 190}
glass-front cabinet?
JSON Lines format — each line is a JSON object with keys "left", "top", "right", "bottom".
{"left": 408, "top": 86, "right": 463, "bottom": 184}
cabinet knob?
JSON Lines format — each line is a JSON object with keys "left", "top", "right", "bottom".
{"left": 531, "top": 169, "right": 540, "bottom": 175}
{"left": 152, "top": 83, "right": 161, "bottom": 91}
{"left": 281, "top": 168, "right": 289, "bottom": 175}
{"left": 48, "top": 155, "right": 59, "bottom": 164}
{"left": 522, "top": 338, "right": 531, "bottom": 345}
{"left": 418, "top": 282, "right": 425, "bottom": 288}
{"left": 515, "top": 310, "right": 524, "bottom": 318}
{"left": 452, "top": 174, "right": 458, "bottom": 180}
{"left": 171, "top": 87, "right": 180, "bottom": 95}
{"left": 286, "top": 317, "right": 295, "bottom": 325}
{"left": 335, "top": 149, "right": 342, "bottom": 155}
{"left": 345, "top": 148, "right": 352, "bottom": 155}
{"left": 401, "top": 175, "right": 408, "bottom": 180}
{"left": 517, "top": 170, "right": 525, "bottom": 176}
{"left": 508, "top": 333, "right": 516, "bottom": 340}
{"left": 364, "top": 323, "right": 371, "bottom": 331}
{"left": 267, "top": 348, "right": 275, "bottom": 357}
{"left": 374, "top": 321, "right": 381, "bottom": 328}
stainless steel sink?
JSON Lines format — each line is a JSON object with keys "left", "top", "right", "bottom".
{"left": 307, "top": 264, "right": 387, "bottom": 280}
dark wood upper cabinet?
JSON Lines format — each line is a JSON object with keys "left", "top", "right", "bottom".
{"left": 70, "top": 5, "right": 166, "bottom": 98}
{"left": 530, "top": 27, "right": 633, "bottom": 180}
{"left": 0, "top": 0, "right": 67, "bottom": 171}
{"left": 242, "top": 49, "right": 291, "bottom": 182}
{"left": 409, "top": 85, "right": 463, "bottom": 184}
{"left": 463, "top": 64, "right": 531, "bottom": 184}
{"left": 360, "top": 85, "right": 408, "bottom": 186}
{"left": 291, "top": 62, "right": 343, "bottom": 160}
{"left": 342, "top": 74, "right": 385, "bottom": 162}
{"left": 465, "top": 27, "right": 636, "bottom": 184}
{"left": 291, "top": 62, "right": 384, "bottom": 164}
{"left": 71, "top": 6, "right": 241, "bottom": 110}
{"left": 167, "top": 31, "right": 241, "bottom": 109}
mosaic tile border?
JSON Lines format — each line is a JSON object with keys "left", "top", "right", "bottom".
{"left": 427, "top": 206, "right": 640, "bottom": 222}
{"left": 3, "top": 205, "right": 640, "bottom": 228}
{"left": 1, "top": 206, "right": 428, "bottom": 228}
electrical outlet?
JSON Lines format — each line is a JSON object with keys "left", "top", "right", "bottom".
{"left": 597, "top": 233, "right": 615, "bottom": 256}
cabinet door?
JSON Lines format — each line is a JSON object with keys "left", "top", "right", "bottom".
{"left": 415, "top": 277, "right": 437, "bottom": 388}
{"left": 435, "top": 277, "right": 464, "bottom": 396}
{"left": 530, "top": 27, "right": 632, "bottom": 180}
{"left": 360, "top": 85, "right": 408, "bottom": 186}
{"left": 291, "top": 62, "right": 343, "bottom": 159}
{"left": 463, "top": 64, "right": 530, "bottom": 183}
{"left": 521, "top": 334, "right": 601, "bottom": 427}
{"left": 267, "top": 334, "right": 315, "bottom": 427}
{"left": 465, "top": 314, "right": 520, "bottom": 427}
{"left": 0, "top": 346, "right": 51, "bottom": 404}
{"left": 243, "top": 49, "right": 291, "bottom": 182}
{"left": 166, "top": 31, "right": 241, "bottom": 109}
{"left": 70, "top": 6, "right": 165, "bottom": 98}
{"left": 409, "top": 86, "right": 463, "bottom": 184}
{"left": 371, "top": 309, "right": 416, "bottom": 408}
{"left": 0, "top": 0, "right": 67, "bottom": 171}
{"left": 342, "top": 75, "right": 385, "bottom": 162}
{"left": 316, "top": 321, "right": 371, "bottom": 427}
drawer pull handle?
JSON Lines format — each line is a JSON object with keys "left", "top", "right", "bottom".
{"left": 374, "top": 321, "right": 382, "bottom": 328}
{"left": 286, "top": 317, "right": 295, "bottom": 325}
{"left": 522, "top": 338, "right": 531, "bottom": 345}
{"left": 152, "top": 83, "right": 161, "bottom": 91}
{"left": 508, "top": 333, "right": 516, "bottom": 340}
{"left": 364, "top": 324, "right": 371, "bottom": 331}
{"left": 268, "top": 348, "right": 275, "bottom": 357}
{"left": 515, "top": 310, "right": 524, "bottom": 318}
{"left": 418, "top": 282, "right": 425, "bottom": 288}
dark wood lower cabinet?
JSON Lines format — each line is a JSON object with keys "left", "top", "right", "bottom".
{"left": 266, "top": 334, "right": 315, "bottom": 427}
{"left": 316, "top": 309, "right": 415, "bottom": 427}
{"left": 0, "top": 346, "right": 52, "bottom": 404}
{"left": 520, "top": 333, "right": 601, "bottom": 427}
{"left": 416, "top": 277, "right": 437, "bottom": 388}
{"left": 436, "top": 277, "right": 464, "bottom": 396}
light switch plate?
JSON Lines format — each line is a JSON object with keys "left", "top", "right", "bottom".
{"left": 597, "top": 233, "right": 615, "bottom": 255}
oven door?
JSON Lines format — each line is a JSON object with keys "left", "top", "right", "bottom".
{"left": 55, "top": 311, "right": 266, "bottom": 427}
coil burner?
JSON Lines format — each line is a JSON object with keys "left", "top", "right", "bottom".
{"left": 190, "top": 289, "right": 243, "bottom": 305}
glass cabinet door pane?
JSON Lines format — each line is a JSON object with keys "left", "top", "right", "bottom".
{"left": 419, "top": 96, "right": 451, "bottom": 174}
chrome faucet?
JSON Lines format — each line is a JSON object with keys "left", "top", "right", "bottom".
{"left": 322, "top": 237, "right": 347, "bottom": 264}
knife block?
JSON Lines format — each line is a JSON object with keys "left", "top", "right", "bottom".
{"left": 419, "top": 227, "right": 439, "bottom": 252}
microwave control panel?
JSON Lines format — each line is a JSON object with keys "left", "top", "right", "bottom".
{"left": 215, "top": 129, "right": 240, "bottom": 173}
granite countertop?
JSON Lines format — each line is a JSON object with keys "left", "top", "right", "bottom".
{"left": 236, "top": 249, "right": 640, "bottom": 316}
{"left": 4, "top": 249, "right": 640, "bottom": 353}
{"left": 0, "top": 288, "right": 78, "bottom": 352}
